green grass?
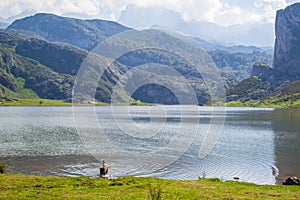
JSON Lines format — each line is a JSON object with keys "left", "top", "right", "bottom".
{"left": 0, "top": 98, "right": 154, "bottom": 107}
{"left": 0, "top": 98, "right": 73, "bottom": 106}
{"left": 225, "top": 93, "right": 300, "bottom": 109}
{"left": 0, "top": 174, "right": 299, "bottom": 199}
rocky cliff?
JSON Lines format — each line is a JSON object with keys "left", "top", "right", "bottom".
{"left": 272, "top": 3, "right": 300, "bottom": 85}
{"left": 226, "top": 3, "right": 300, "bottom": 102}
{"left": 246, "top": 3, "right": 300, "bottom": 91}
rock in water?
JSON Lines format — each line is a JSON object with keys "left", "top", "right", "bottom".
{"left": 282, "top": 176, "right": 300, "bottom": 186}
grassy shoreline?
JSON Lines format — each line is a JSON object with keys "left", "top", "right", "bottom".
{"left": 0, "top": 98, "right": 74, "bottom": 106}
{"left": 225, "top": 93, "right": 300, "bottom": 109}
{"left": 0, "top": 98, "right": 152, "bottom": 107}
{"left": 1, "top": 98, "right": 300, "bottom": 110}
{"left": 1, "top": 174, "right": 300, "bottom": 199}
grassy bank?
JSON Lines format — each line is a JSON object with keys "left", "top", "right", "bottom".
{"left": 225, "top": 93, "right": 300, "bottom": 109}
{"left": 0, "top": 98, "right": 73, "bottom": 106}
{"left": 1, "top": 96, "right": 300, "bottom": 109}
{"left": 0, "top": 174, "right": 299, "bottom": 199}
{"left": 0, "top": 98, "right": 152, "bottom": 106}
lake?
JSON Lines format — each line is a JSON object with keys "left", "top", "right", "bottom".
{"left": 0, "top": 106, "right": 299, "bottom": 185}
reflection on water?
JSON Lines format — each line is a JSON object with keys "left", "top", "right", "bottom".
{"left": 0, "top": 106, "right": 299, "bottom": 185}
{"left": 271, "top": 110, "right": 300, "bottom": 184}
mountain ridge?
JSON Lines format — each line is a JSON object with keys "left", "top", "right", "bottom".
{"left": 1, "top": 13, "right": 273, "bottom": 105}
{"left": 8, "top": 13, "right": 131, "bottom": 50}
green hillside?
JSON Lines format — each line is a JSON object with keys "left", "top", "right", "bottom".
{"left": 0, "top": 31, "right": 119, "bottom": 103}
{"left": 0, "top": 44, "right": 73, "bottom": 100}
{"left": 226, "top": 80, "right": 300, "bottom": 108}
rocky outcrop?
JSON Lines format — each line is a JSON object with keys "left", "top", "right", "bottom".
{"left": 282, "top": 176, "right": 300, "bottom": 186}
{"left": 273, "top": 3, "right": 300, "bottom": 84}
{"left": 251, "top": 62, "right": 272, "bottom": 81}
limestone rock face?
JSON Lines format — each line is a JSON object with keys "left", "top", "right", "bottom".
{"left": 273, "top": 3, "right": 300, "bottom": 84}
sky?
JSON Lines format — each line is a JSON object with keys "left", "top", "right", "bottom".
{"left": 0, "top": 0, "right": 299, "bottom": 46}
{"left": 0, "top": 0, "right": 298, "bottom": 26}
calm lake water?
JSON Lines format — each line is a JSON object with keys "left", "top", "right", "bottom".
{"left": 0, "top": 106, "right": 299, "bottom": 185}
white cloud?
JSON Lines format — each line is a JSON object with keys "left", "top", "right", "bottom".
{"left": 0, "top": 0, "right": 296, "bottom": 25}
{"left": 0, "top": 0, "right": 115, "bottom": 19}
{"left": 127, "top": 0, "right": 223, "bottom": 22}
{"left": 254, "top": 0, "right": 287, "bottom": 8}
{"left": 214, "top": 4, "right": 262, "bottom": 25}
{"left": 254, "top": 0, "right": 288, "bottom": 23}
{"left": 124, "top": 0, "right": 288, "bottom": 25}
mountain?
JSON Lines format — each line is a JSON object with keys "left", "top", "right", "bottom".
{"left": 0, "top": 28, "right": 206, "bottom": 104}
{"left": 8, "top": 13, "right": 131, "bottom": 50}
{"left": 272, "top": 3, "right": 300, "bottom": 85}
{"left": 0, "top": 30, "right": 75, "bottom": 100}
{"left": 15, "top": 38, "right": 88, "bottom": 75}
{"left": 209, "top": 50, "right": 272, "bottom": 88}
{"left": 0, "top": 30, "right": 125, "bottom": 102}
{"left": 193, "top": 37, "right": 271, "bottom": 54}
{"left": 250, "top": 3, "right": 300, "bottom": 89}
{"left": 8, "top": 13, "right": 272, "bottom": 61}
{"left": 227, "top": 3, "right": 300, "bottom": 104}
{"left": 118, "top": 4, "right": 274, "bottom": 47}
{"left": 1, "top": 14, "right": 272, "bottom": 105}
{"left": 0, "top": 46, "right": 72, "bottom": 100}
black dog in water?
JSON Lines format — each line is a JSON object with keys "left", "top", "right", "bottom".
{"left": 100, "top": 160, "right": 108, "bottom": 178}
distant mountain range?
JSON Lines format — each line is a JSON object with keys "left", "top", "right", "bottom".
{"left": 192, "top": 37, "right": 273, "bottom": 54}
{"left": 119, "top": 4, "right": 275, "bottom": 47}
{"left": 0, "top": 13, "right": 274, "bottom": 105}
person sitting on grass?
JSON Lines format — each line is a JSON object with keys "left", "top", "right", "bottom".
{"left": 100, "top": 160, "right": 108, "bottom": 177}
